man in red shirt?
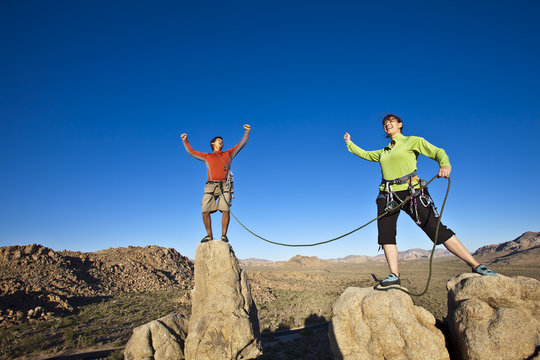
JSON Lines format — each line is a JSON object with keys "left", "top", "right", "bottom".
{"left": 181, "top": 124, "right": 251, "bottom": 243}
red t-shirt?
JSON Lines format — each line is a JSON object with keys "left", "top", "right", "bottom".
{"left": 183, "top": 131, "right": 249, "bottom": 181}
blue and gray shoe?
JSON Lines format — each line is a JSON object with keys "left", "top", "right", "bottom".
{"left": 473, "top": 264, "right": 498, "bottom": 277}
{"left": 380, "top": 273, "right": 401, "bottom": 287}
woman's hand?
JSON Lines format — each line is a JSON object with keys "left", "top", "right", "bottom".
{"left": 438, "top": 166, "right": 451, "bottom": 178}
{"left": 344, "top": 132, "right": 351, "bottom": 143}
{"left": 243, "top": 124, "right": 251, "bottom": 132}
{"left": 181, "top": 133, "right": 188, "bottom": 141}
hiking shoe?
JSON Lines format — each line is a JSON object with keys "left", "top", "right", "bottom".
{"left": 379, "top": 273, "right": 401, "bottom": 287}
{"left": 201, "top": 235, "right": 212, "bottom": 243}
{"left": 473, "top": 265, "right": 498, "bottom": 277}
{"left": 221, "top": 235, "right": 229, "bottom": 243}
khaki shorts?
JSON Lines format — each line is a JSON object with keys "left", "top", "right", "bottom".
{"left": 202, "top": 182, "right": 233, "bottom": 213}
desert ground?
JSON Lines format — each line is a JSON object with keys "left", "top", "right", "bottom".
{"left": 2, "top": 257, "right": 538, "bottom": 360}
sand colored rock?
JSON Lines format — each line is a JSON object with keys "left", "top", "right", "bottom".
{"left": 329, "top": 286, "right": 449, "bottom": 360}
{"left": 124, "top": 313, "right": 189, "bottom": 360}
{"left": 446, "top": 273, "right": 540, "bottom": 360}
{"left": 184, "top": 240, "right": 262, "bottom": 360}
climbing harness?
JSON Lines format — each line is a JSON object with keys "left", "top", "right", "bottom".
{"left": 381, "top": 171, "right": 441, "bottom": 226}
{"left": 215, "top": 153, "right": 234, "bottom": 194}
{"left": 216, "top": 173, "right": 451, "bottom": 297}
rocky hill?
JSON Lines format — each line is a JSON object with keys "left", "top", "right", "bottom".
{"left": 280, "top": 255, "right": 332, "bottom": 268}
{"left": 0, "top": 244, "right": 193, "bottom": 325}
{"left": 472, "top": 231, "right": 540, "bottom": 264}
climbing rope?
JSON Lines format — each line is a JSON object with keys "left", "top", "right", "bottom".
{"left": 218, "top": 174, "right": 451, "bottom": 297}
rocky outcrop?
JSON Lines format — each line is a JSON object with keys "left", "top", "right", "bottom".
{"left": 446, "top": 273, "right": 540, "bottom": 360}
{"left": 124, "top": 313, "right": 189, "bottom": 360}
{"left": 184, "top": 240, "right": 262, "bottom": 360}
{"left": 329, "top": 287, "right": 449, "bottom": 360}
{"left": 0, "top": 244, "right": 193, "bottom": 325}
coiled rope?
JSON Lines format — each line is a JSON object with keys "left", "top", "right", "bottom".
{"left": 218, "top": 174, "right": 451, "bottom": 296}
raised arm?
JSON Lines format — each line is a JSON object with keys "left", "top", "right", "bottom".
{"left": 344, "top": 132, "right": 382, "bottom": 162}
{"left": 226, "top": 124, "right": 250, "bottom": 158}
{"left": 181, "top": 133, "right": 206, "bottom": 161}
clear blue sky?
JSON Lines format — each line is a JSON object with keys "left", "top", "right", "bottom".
{"left": 1, "top": 1, "right": 539, "bottom": 261}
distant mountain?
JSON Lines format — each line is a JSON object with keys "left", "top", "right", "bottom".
{"left": 280, "top": 255, "right": 332, "bottom": 268}
{"left": 239, "top": 258, "right": 275, "bottom": 267}
{"left": 241, "top": 232, "right": 539, "bottom": 267}
{"left": 473, "top": 231, "right": 540, "bottom": 265}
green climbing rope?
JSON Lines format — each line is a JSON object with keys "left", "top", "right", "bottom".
{"left": 218, "top": 174, "right": 451, "bottom": 297}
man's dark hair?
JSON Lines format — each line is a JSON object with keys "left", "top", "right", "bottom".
{"left": 210, "top": 136, "right": 222, "bottom": 150}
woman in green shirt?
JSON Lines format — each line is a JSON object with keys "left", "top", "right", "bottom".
{"left": 344, "top": 114, "right": 497, "bottom": 288}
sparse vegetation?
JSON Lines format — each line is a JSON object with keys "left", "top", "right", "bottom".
{"left": 0, "top": 290, "right": 191, "bottom": 359}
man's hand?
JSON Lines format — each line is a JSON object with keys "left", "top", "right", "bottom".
{"left": 438, "top": 166, "right": 451, "bottom": 178}
{"left": 243, "top": 124, "right": 251, "bottom": 132}
{"left": 181, "top": 133, "right": 188, "bottom": 141}
{"left": 344, "top": 132, "right": 351, "bottom": 143}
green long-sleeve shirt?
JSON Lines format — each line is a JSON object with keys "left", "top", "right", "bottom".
{"left": 346, "top": 133, "right": 451, "bottom": 191}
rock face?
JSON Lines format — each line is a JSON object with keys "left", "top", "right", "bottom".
{"left": 184, "top": 241, "right": 262, "bottom": 360}
{"left": 446, "top": 273, "right": 540, "bottom": 360}
{"left": 124, "top": 313, "right": 189, "bottom": 360}
{"left": 329, "top": 287, "right": 449, "bottom": 360}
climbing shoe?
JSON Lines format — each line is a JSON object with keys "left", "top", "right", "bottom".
{"left": 472, "top": 265, "right": 498, "bottom": 277}
{"left": 379, "top": 273, "right": 401, "bottom": 287}
{"left": 221, "top": 235, "right": 229, "bottom": 243}
{"left": 201, "top": 235, "right": 212, "bottom": 243}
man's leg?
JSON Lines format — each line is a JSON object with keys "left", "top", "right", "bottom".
{"left": 221, "top": 210, "right": 230, "bottom": 237}
{"left": 202, "top": 212, "right": 213, "bottom": 238}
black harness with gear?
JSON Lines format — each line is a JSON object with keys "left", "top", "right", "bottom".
{"left": 380, "top": 170, "right": 439, "bottom": 224}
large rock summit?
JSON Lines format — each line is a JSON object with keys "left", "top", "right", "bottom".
{"left": 329, "top": 287, "right": 449, "bottom": 360}
{"left": 185, "top": 240, "right": 262, "bottom": 359}
{"left": 124, "top": 240, "right": 262, "bottom": 360}
{"left": 446, "top": 273, "right": 540, "bottom": 360}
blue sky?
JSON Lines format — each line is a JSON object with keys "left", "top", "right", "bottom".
{"left": 1, "top": 1, "right": 539, "bottom": 261}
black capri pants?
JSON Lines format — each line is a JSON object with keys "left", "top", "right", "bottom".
{"left": 376, "top": 189, "right": 455, "bottom": 245}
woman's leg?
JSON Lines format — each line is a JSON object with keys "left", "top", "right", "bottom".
{"left": 443, "top": 235, "right": 480, "bottom": 268}
{"left": 383, "top": 244, "right": 400, "bottom": 275}
{"left": 376, "top": 194, "right": 401, "bottom": 276}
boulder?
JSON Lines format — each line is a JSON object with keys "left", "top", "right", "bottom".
{"left": 446, "top": 273, "right": 540, "bottom": 360}
{"left": 124, "top": 313, "right": 189, "bottom": 360}
{"left": 329, "top": 286, "right": 449, "bottom": 360}
{"left": 184, "top": 240, "right": 262, "bottom": 360}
